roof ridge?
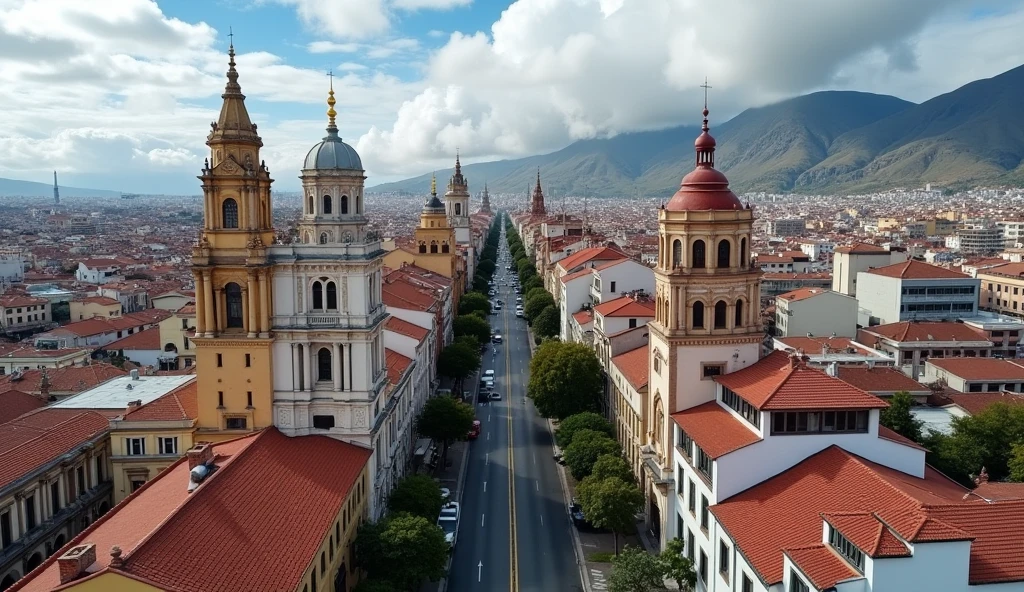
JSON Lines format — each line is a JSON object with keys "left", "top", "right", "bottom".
{"left": 1, "top": 410, "right": 106, "bottom": 460}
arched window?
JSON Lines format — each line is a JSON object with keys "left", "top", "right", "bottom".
{"left": 357, "top": 194, "right": 362, "bottom": 213}
{"left": 654, "top": 399, "right": 665, "bottom": 452}
{"left": 418, "top": 242, "right": 427, "bottom": 254}
{"left": 430, "top": 241, "right": 438, "bottom": 254}
{"left": 740, "top": 237, "right": 747, "bottom": 267}
{"left": 222, "top": 198, "right": 239, "bottom": 229}
{"left": 326, "top": 281, "right": 338, "bottom": 309}
{"left": 341, "top": 195, "right": 349, "bottom": 214}
{"left": 692, "top": 239, "right": 706, "bottom": 269}
{"left": 692, "top": 301, "right": 704, "bottom": 328}
{"left": 225, "top": 282, "right": 243, "bottom": 328}
{"left": 714, "top": 300, "right": 727, "bottom": 329}
{"left": 164, "top": 343, "right": 177, "bottom": 353}
{"left": 455, "top": 203, "right": 462, "bottom": 216}
{"left": 312, "top": 281, "right": 324, "bottom": 310}
{"left": 317, "top": 348, "right": 332, "bottom": 381}
{"left": 442, "top": 242, "right": 450, "bottom": 253}
{"left": 319, "top": 232, "right": 328, "bottom": 245}
{"left": 308, "top": 195, "right": 314, "bottom": 215}
{"left": 717, "top": 239, "right": 731, "bottom": 269}
{"left": 323, "top": 195, "right": 332, "bottom": 214}
{"left": 735, "top": 299, "right": 744, "bottom": 327}
{"left": 672, "top": 239, "right": 682, "bottom": 268}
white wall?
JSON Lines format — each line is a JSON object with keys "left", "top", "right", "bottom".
{"left": 778, "top": 291, "right": 858, "bottom": 338}
{"left": 855, "top": 273, "right": 901, "bottom": 326}
{"left": 867, "top": 540, "right": 971, "bottom": 592}
{"left": 592, "top": 260, "right": 655, "bottom": 302}
{"left": 560, "top": 274, "right": 592, "bottom": 340}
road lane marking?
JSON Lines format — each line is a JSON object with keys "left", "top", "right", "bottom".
{"left": 478, "top": 561, "right": 483, "bottom": 583}
{"left": 505, "top": 267, "right": 519, "bottom": 592}
{"left": 536, "top": 481, "right": 539, "bottom": 492}
{"left": 483, "top": 481, "right": 487, "bottom": 492}
{"left": 482, "top": 514, "right": 486, "bottom": 527}
{"left": 540, "top": 515, "right": 543, "bottom": 526}
{"left": 486, "top": 453, "right": 489, "bottom": 465}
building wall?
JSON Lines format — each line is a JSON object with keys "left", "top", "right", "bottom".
{"left": 109, "top": 426, "right": 195, "bottom": 503}
{"left": 1, "top": 300, "right": 51, "bottom": 331}
{"left": 776, "top": 291, "right": 858, "bottom": 338}
{"left": 980, "top": 272, "right": 1024, "bottom": 318}
{"left": 0, "top": 350, "right": 90, "bottom": 375}
{"left": 193, "top": 339, "right": 274, "bottom": 442}
{"left": 61, "top": 572, "right": 162, "bottom": 591}
{"left": 591, "top": 261, "right": 655, "bottom": 304}
{"left": 70, "top": 301, "right": 120, "bottom": 321}
{"left": 832, "top": 251, "right": 905, "bottom": 297}
{"left": 559, "top": 277, "right": 592, "bottom": 341}
{"left": 866, "top": 540, "right": 971, "bottom": 592}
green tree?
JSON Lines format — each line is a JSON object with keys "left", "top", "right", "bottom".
{"left": 459, "top": 291, "right": 491, "bottom": 316}
{"left": 591, "top": 454, "right": 635, "bottom": 484}
{"left": 523, "top": 275, "right": 544, "bottom": 294}
{"left": 658, "top": 538, "right": 696, "bottom": 591}
{"left": 609, "top": 545, "right": 666, "bottom": 592}
{"left": 387, "top": 474, "right": 444, "bottom": 521}
{"left": 436, "top": 341, "right": 480, "bottom": 394}
{"left": 1010, "top": 443, "right": 1024, "bottom": 482}
{"left": 880, "top": 391, "right": 924, "bottom": 442}
{"left": 525, "top": 287, "right": 548, "bottom": 303}
{"left": 524, "top": 291, "right": 555, "bottom": 321}
{"left": 565, "top": 430, "right": 622, "bottom": 481}
{"left": 533, "top": 305, "right": 560, "bottom": 338}
{"left": 528, "top": 341, "right": 603, "bottom": 419}
{"left": 416, "top": 394, "right": 476, "bottom": 467}
{"left": 518, "top": 265, "right": 537, "bottom": 284}
{"left": 578, "top": 477, "right": 644, "bottom": 555}
{"left": 517, "top": 259, "right": 533, "bottom": 277}
{"left": 454, "top": 314, "right": 491, "bottom": 346}
{"left": 354, "top": 520, "right": 388, "bottom": 576}
{"left": 359, "top": 514, "right": 448, "bottom": 590}
{"left": 924, "top": 402, "right": 1024, "bottom": 484}
{"left": 556, "top": 411, "right": 615, "bottom": 448}
{"left": 477, "top": 258, "right": 496, "bottom": 277}
{"left": 353, "top": 579, "right": 401, "bottom": 592}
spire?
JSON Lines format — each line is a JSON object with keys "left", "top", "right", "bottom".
{"left": 431, "top": 173, "right": 437, "bottom": 197}
{"left": 208, "top": 33, "right": 260, "bottom": 147}
{"left": 531, "top": 168, "right": 546, "bottom": 216}
{"left": 455, "top": 150, "right": 461, "bottom": 175}
{"left": 326, "top": 70, "right": 338, "bottom": 133}
{"left": 424, "top": 173, "right": 445, "bottom": 213}
{"left": 52, "top": 171, "right": 59, "bottom": 206}
{"left": 695, "top": 78, "right": 716, "bottom": 168}
{"left": 479, "top": 182, "right": 492, "bottom": 214}
{"left": 224, "top": 32, "right": 241, "bottom": 96}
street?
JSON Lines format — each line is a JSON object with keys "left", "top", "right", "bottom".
{"left": 446, "top": 228, "right": 582, "bottom": 592}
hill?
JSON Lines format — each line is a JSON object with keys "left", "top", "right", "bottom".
{"left": 0, "top": 176, "right": 121, "bottom": 198}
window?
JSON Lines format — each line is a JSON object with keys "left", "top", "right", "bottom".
{"left": 700, "top": 495, "right": 709, "bottom": 531}
{"left": 740, "top": 238, "right": 747, "bottom": 265}
{"left": 1, "top": 509, "right": 12, "bottom": 547}
{"left": 679, "top": 428, "right": 693, "bottom": 460}
{"left": 226, "top": 417, "right": 247, "bottom": 430}
{"left": 717, "top": 239, "right": 731, "bottom": 268}
{"left": 721, "top": 387, "right": 760, "bottom": 427}
{"left": 218, "top": 391, "right": 224, "bottom": 407}
{"left": 311, "top": 569, "right": 317, "bottom": 592}
{"left": 742, "top": 573, "right": 753, "bottom": 592}
{"left": 735, "top": 299, "right": 744, "bottom": 327}
{"left": 50, "top": 481, "right": 61, "bottom": 515}
{"left": 687, "top": 530, "right": 695, "bottom": 562}
{"left": 131, "top": 479, "right": 145, "bottom": 492}
{"left": 789, "top": 570, "right": 809, "bottom": 592}
{"left": 247, "top": 392, "right": 253, "bottom": 407}
{"left": 341, "top": 195, "right": 349, "bottom": 214}
{"left": 321, "top": 551, "right": 326, "bottom": 575}
{"left": 688, "top": 480, "right": 696, "bottom": 514}
{"left": 217, "top": 353, "right": 223, "bottom": 367}
{"left": 629, "top": 318, "right": 637, "bottom": 329}
{"left": 702, "top": 363, "right": 726, "bottom": 381}
{"left": 719, "top": 540, "right": 730, "bottom": 581}
{"left": 126, "top": 437, "right": 146, "bottom": 456}
{"left": 714, "top": 300, "right": 727, "bottom": 329}
{"left": 418, "top": 242, "right": 426, "bottom": 254}
{"left": 672, "top": 239, "right": 682, "bottom": 268}
{"left": 326, "top": 281, "right": 338, "bottom": 309}
{"left": 829, "top": 526, "right": 864, "bottom": 570}
{"left": 330, "top": 535, "right": 335, "bottom": 560}
{"left": 442, "top": 242, "right": 450, "bottom": 253}
{"left": 222, "top": 198, "right": 239, "bottom": 228}
{"left": 225, "top": 282, "right": 244, "bottom": 328}
{"left": 158, "top": 437, "right": 178, "bottom": 455}
{"left": 323, "top": 195, "right": 333, "bottom": 214}
{"left": 313, "top": 415, "right": 336, "bottom": 429}
{"left": 692, "top": 240, "right": 706, "bottom": 268}
{"left": 692, "top": 301, "right": 705, "bottom": 328}
{"left": 77, "top": 466, "right": 86, "bottom": 496}
{"left": 699, "top": 550, "right": 708, "bottom": 584}
{"left": 245, "top": 353, "right": 251, "bottom": 367}
{"left": 697, "top": 446, "right": 713, "bottom": 484}
{"left": 430, "top": 242, "right": 438, "bottom": 254}
{"left": 318, "top": 348, "right": 333, "bottom": 381}
{"left": 313, "top": 281, "right": 324, "bottom": 310}
{"left": 25, "top": 495, "right": 36, "bottom": 530}
{"left": 610, "top": 281, "right": 617, "bottom": 293}
{"left": 308, "top": 195, "right": 314, "bottom": 214}
{"left": 771, "top": 410, "right": 869, "bottom": 435}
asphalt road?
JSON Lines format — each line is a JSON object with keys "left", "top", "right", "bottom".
{"left": 447, "top": 230, "right": 582, "bottom": 592}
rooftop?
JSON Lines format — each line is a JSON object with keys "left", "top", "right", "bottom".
{"left": 53, "top": 374, "right": 195, "bottom": 410}
{"left": 859, "top": 321, "right": 989, "bottom": 344}
{"left": 865, "top": 259, "right": 970, "bottom": 280}
{"left": 836, "top": 366, "right": 930, "bottom": 393}
{"left": 0, "top": 407, "right": 110, "bottom": 491}
{"left": 671, "top": 401, "right": 760, "bottom": 458}
{"left": 927, "top": 357, "right": 1024, "bottom": 381}
{"left": 610, "top": 345, "right": 649, "bottom": 390}
{"left": 593, "top": 296, "right": 655, "bottom": 318}
{"left": 120, "top": 380, "right": 198, "bottom": 422}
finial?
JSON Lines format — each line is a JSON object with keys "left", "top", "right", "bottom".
{"left": 700, "top": 78, "right": 712, "bottom": 132}
{"left": 326, "top": 70, "right": 337, "bottom": 130}
{"left": 223, "top": 29, "right": 241, "bottom": 94}
{"left": 110, "top": 546, "right": 124, "bottom": 568}
{"left": 431, "top": 173, "right": 437, "bottom": 196}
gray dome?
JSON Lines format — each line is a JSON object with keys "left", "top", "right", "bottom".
{"left": 304, "top": 129, "right": 362, "bottom": 171}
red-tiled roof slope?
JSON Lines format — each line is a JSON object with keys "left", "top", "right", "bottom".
{"left": 671, "top": 402, "right": 760, "bottom": 459}
{"left": 0, "top": 389, "right": 47, "bottom": 424}
{"left": 877, "top": 425, "right": 927, "bottom": 451}
{"left": 776, "top": 288, "right": 832, "bottom": 302}
{"left": 572, "top": 310, "right": 593, "bottom": 325}
{"left": 866, "top": 259, "right": 969, "bottom": 279}
{"left": 860, "top": 321, "right": 988, "bottom": 343}
{"left": 928, "top": 501, "right": 1024, "bottom": 584}
{"left": 715, "top": 351, "right": 887, "bottom": 411}
{"left": 386, "top": 348, "right": 413, "bottom": 386}
{"left": 560, "top": 267, "right": 594, "bottom": 284}
{"left": 122, "top": 380, "right": 198, "bottom": 421}
{"left": 712, "top": 446, "right": 982, "bottom": 586}
{"left": 556, "top": 246, "right": 626, "bottom": 273}
{"left": 941, "top": 392, "right": 1024, "bottom": 416}
{"left": 385, "top": 316, "right": 430, "bottom": 341}
{"left": 927, "top": 357, "right": 1024, "bottom": 380}
{"left": 821, "top": 512, "right": 910, "bottom": 557}
{"left": 835, "top": 243, "right": 888, "bottom": 254}
{"left": 105, "top": 326, "right": 161, "bottom": 351}
{"left": 778, "top": 336, "right": 864, "bottom": 354}
{"left": 593, "top": 296, "right": 655, "bottom": 318}
{"left": 0, "top": 408, "right": 109, "bottom": 490}
{"left": 836, "top": 366, "right": 929, "bottom": 393}
{"left": 784, "top": 545, "right": 860, "bottom": 589}
{"left": 611, "top": 346, "right": 649, "bottom": 390}
{"left": 973, "top": 481, "right": 1024, "bottom": 501}
{"left": 0, "top": 364, "right": 126, "bottom": 394}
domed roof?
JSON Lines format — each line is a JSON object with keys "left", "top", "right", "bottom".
{"left": 304, "top": 130, "right": 363, "bottom": 171}
{"left": 665, "top": 106, "right": 743, "bottom": 212}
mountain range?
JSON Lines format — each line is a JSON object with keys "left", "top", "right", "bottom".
{"left": 0, "top": 176, "right": 121, "bottom": 199}
{"left": 370, "top": 63, "right": 1024, "bottom": 197}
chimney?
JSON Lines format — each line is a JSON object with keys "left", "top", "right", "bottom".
{"left": 788, "top": 352, "right": 802, "bottom": 369}
{"left": 129, "top": 369, "right": 140, "bottom": 380}
{"left": 975, "top": 467, "right": 989, "bottom": 485}
{"left": 57, "top": 544, "right": 97, "bottom": 584}
{"left": 187, "top": 443, "right": 213, "bottom": 470}
{"left": 827, "top": 361, "right": 839, "bottom": 377}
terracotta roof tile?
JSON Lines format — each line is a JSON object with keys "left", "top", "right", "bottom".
{"left": 671, "top": 401, "right": 760, "bottom": 458}
{"left": 0, "top": 294, "right": 48, "bottom": 307}
{"left": 775, "top": 287, "right": 833, "bottom": 302}
{"left": 784, "top": 545, "right": 861, "bottom": 589}
{"left": 927, "top": 502, "right": 1024, "bottom": 584}
{"left": 859, "top": 321, "right": 988, "bottom": 344}
{"left": 778, "top": 336, "right": 863, "bottom": 354}
{"left": 385, "top": 348, "right": 413, "bottom": 386}
{"left": 0, "top": 363, "right": 126, "bottom": 394}
{"left": 865, "top": 259, "right": 969, "bottom": 279}
{"left": 76, "top": 295, "right": 120, "bottom": 306}
{"left": 572, "top": 310, "right": 593, "bottom": 325}
{"left": 834, "top": 243, "right": 888, "bottom": 254}
{"left": 122, "top": 380, "right": 198, "bottom": 421}
{"left": 821, "top": 512, "right": 910, "bottom": 557}
{"left": 385, "top": 316, "right": 430, "bottom": 341}
{"left": 559, "top": 267, "right": 594, "bottom": 284}
{"left": 877, "top": 425, "right": 927, "bottom": 451}
{"left": 105, "top": 326, "right": 161, "bottom": 351}
{"left": 928, "top": 358, "right": 1024, "bottom": 381}
{"left": 0, "top": 389, "right": 47, "bottom": 424}
{"left": 941, "top": 391, "right": 1024, "bottom": 415}
{"left": 973, "top": 481, "right": 1024, "bottom": 501}
{"left": 0, "top": 408, "right": 109, "bottom": 490}
{"left": 593, "top": 296, "right": 655, "bottom": 318}
{"left": 0, "top": 345, "right": 90, "bottom": 360}
{"left": 978, "top": 262, "right": 1024, "bottom": 278}
{"left": 556, "top": 246, "right": 626, "bottom": 274}
{"left": 836, "top": 366, "right": 929, "bottom": 393}
{"left": 610, "top": 346, "right": 649, "bottom": 390}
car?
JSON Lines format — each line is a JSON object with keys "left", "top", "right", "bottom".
{"left": 494, "top": 303, "right": 502, "bottom": 310}
{"left": 568, "top": 499, "right": 586, "bottom": 526}
{"left": 441, "top": 487, "right": 452, "bottom": 503}
{"left": 516, "top": 310, "right": 523, "bottom": 318}
{"left": 484, "top": 370, "right": 495, "bottom": 377}
{"left": 516, "top": 296, "right": 523, "bottom": 303}
{"left": 488, "top": 392, "right": 502, "bottom": 401}
{"left": 492, "top": 334, "right": 503, "bottom": 343}
{"left": 437, "top": 501, "right": 461, "bottom": 547}
{"left": 467, "top": 420, "right": 481, "bottom": 440}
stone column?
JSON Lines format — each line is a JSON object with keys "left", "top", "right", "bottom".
{"left": 215, "top": 288, "right": 226, "bottom": 333}
{"left": 246, "top": 273, "right": 258, "bottom": 338}
{"left": 239, "top": 186, "right": 249, "bottom": 231}
{"left": 195, "top": 273, "right": 206, "bottom": 335}
{"left": 240, "top": 286, "right": 250, "bottom": 336}
{"left": 203, "top": 271, "right": 215, "bottom": 337}
{"left": 332, "top": 342, "right": 342, "bottom": 391}
{"left": 302, "top": 344, "right": 313, "bottom": 391}
{"left": 258, "top": 270, "right": 270, "bottom": 336}
{"left": 292, "top": 344, "right": 301, "bottom": 391}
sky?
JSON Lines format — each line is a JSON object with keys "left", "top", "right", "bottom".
{"left": 1, "top": 0, "right": 1023, "bottom": 195}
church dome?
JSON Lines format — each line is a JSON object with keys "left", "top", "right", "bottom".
{"left": 665, "top": 107, "right": 743, "bottom": 212}
{"left": 303, "top": 81, "right": 363, "bottom": 171}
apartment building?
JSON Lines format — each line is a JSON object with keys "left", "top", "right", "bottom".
{"left": 832, "top": 243, "right": 907, "bottom": 297}
{"left": 0, "top": 295, "right": 51, "bottom": 336}
{"left": 774, "top": 288, "right": 857, "bottom": 338}
{"left": 856, "top": 259, "right": 979, "bottom": 326}
{"left": 979, "top": 262, "right": 1024, "bottom": 318}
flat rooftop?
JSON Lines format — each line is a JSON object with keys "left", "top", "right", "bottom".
{"left": 52, "top": 374, "right": 195, "bottom": 410}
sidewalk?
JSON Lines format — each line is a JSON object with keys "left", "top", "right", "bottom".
{"left": 419, "top": 436, "right": 470, "bottom": 592}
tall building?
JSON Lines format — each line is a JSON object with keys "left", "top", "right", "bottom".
{"left": 531, "top": 169, "right": 546, "bottom": 217}
{"left": 52, "top": 171, "right": 59, "bottom": 207}
{"left": 478, "top": 183, "right": 492, "bottom": 215}
{"left": 644, "top": 104, "right": 762, "bottom": 542}
{"left": 190, "top": 42, "right": 276, "bottom": 440}
{"left": 444, "top": 153, "right": 471, "bottom": 245}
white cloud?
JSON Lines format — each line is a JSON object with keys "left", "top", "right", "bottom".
{"left": 307, "top": 41, "right": 360, "bottom": 53}
{"left": 142, "top": 147, "right": 198, "bottom": 167}
{"left": 354, "top": 0, "right": 1024, "bottom": 176}
{"left": 393, "top": 0, "right": 471, "bottom": 9}
{"left": 365, "top": 37, "right": 420, "bottom": 59}
{"left": 428, "top": 29, "right": 446, "bottom": 38}
{"left": 274, "top": 0, "right": 390, "bottom": 40}
{"left": 339, "top": 62, "right": 369, "bottom": 71}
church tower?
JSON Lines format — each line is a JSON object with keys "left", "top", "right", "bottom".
{"left": 643, "top": 103, "right": 762, "bottom": 527}
{"left": 444, "top": 153, "right": 471, "bottom": 245}
{"left": 192, "top": 41, "right": 277, "bottom": 440}
{"left": 530, "top": 169, "right": 546, "bottom": 217}
{"left": 478, "top": 183, "right": 492, "bottom": 215}
{"left": 268, "top": 83, "right": 387, "bottom": 446}
{"left": 413, "top": 176, "right": 458, "bottom": 279}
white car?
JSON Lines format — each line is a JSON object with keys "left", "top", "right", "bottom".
{"left": 438, "top": 501, "right": 460, "bottom": 547}
{"left": 484, "top": 370, "right": 495, "bottom": 378}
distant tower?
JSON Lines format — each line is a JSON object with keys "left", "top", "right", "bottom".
{"left": 478, "top": 183, "right": 492, "bottom": 214}
{"left": 53, "top": 171, "right": 60, "bottom": 206}
{"left": 531, "top": 168, "right": 546, "bottom": 217}
{"left": 444, "top": 152, "right": 471, "bottom": 245}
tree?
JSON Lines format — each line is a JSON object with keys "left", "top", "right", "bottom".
{"left": 1010, "top": 443, "right": 1024, "bottom": 482}
{"left": 523, "top": 275, "right": 544, "bottom": 294}
{"left": 416, "top": 394, "right": 476, "bottom": 468}
{"left": 524, "top": 291, "right": 555, "bottom": 321}
{"left": 556, "top": 411, "right": 615, "bottom": 448}
{"left": 356, "top": 514, "right": 449, "bottom": 590}
{"left": 477, "top": 258, "right": 496, "bottom": 277}
{"left": 518, "top": 265, "right": 537, "bottom": 284}
{"left": 528, "top": 341, "right": 603, "bottom": 419}
{"left": 880, "top": 391, "right": 924, "bottom": 442}
{"left": 533, "top": 305, "right": 560, "bottom": 338}
{"left": 436, "top": 341, "right": 480, "bottom": 394}
{"left": 591, "top": 454, "right": 635, "bottom": 484}
{"left": 387, "top": 475, "right": 444, "bottom": 521}
{"left": 353, "top": 580, "right": 401, "bottom": 592}
{"left": 578, "top": 477, "right": 644, "bottom": 555}
{"left": 564, "top": 430, "right": 622, "bottom": 481}
{"left": 454, "top": 314, "right": 491, "bottom": 346}
{"left": 525, "top": 287, "right": 548, "bottom": 303}
{"left": 459, "top": 291, "right": 491, "bottom": 316}
{"left": 609, "top": 546, "right": 666, "bottom": 592}
{"left": 923, "top": 402, "right": 1024, "bottom": 484}
{"left": 517, "top": 258, "right": 533, "bottom": 276}
{"left": 658, "top": 538, "right": 696, "bottom": 591}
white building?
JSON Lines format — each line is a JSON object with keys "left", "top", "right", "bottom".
{"left": 856, "top": 259, "right": 980, "bottom": 326}
{"left": 74, "top": 259, "right": 123, "bottom": 285}
{"left": 832, "top": 243, "right": 907, "bottom": 297}
{"left": 774, "top": 288, "right": 858, "bottom": 338}
{"left": 0, "top": 248, "right": 25, "bottom": 284}
{"left": 798, "top": 240, "right": 834, "bottom": 260}
{"left": 589, "top": 258, "right": 655, "bottom": 306}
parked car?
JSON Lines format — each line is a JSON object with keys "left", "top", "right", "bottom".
{"left": 492, "top": 334, "right": 503, "bottom": 343}
{"left": 467, "top": 420, "right": 481, "bottom": 440}
{"left": 484, "top": 370, "right": 495, "bottom": 378}
{"left": 568, "top": 499, "right": 586, "bottom": 526}
{"left": 438, "top": 502, "right": 461, "bottom": 547}
{"left": 516, "top": 310, "right": 524, "bottom": 318}
{"left": 488, "top": 392, "right": 502, "bottom": 401}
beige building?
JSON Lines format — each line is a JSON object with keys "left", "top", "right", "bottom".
{"left": 69, "top": 296, "right": 121, "bottom": 321}
{"left": 774, "top": 288, "right": 858, "bottom": 338}
{"left": 0, "top": 295, "right": 51, "bottom": 335}
{"left": 0, "top": 345, "right": 91, "bottom": 376}
{"left": 609, "top": 346, "right": 648, "bottom": 486}
{"left": 979, "top": 262, "right": 1024, "bottom": 318}
{"left": 831, "top": 243, "right": 906, "bottom": 297}
{"left": 156, "top": 304, "right": 197, "bottom": 370}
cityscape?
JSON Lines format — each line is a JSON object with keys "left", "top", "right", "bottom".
{"left": 2, "top": 2, "right": 1024, "bottom": 592}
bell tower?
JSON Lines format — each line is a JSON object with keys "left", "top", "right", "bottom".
{"left": 444, "top": 152, "right": 471, "bottom": 245}
{"left": 413, "top": 175, "right": 458, "bottom": 278}
{"left": 191, "top": 40, "right": 276, "bottom": 440}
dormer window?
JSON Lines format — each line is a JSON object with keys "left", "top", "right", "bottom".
{"left": 770, "top": 410, "right": 868, "bottom": 435}
{"left": 828, "top": 526, "right": 865, "bottom": 571}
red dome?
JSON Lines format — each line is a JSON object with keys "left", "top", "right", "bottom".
{"left": 695, "top": 131, "right": 716, "bottom": 150}
{"left": 665, "top": 167, "right": 742, "bottom": 211}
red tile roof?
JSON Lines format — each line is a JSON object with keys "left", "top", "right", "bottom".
{"left": 105, "top": 326, "right": 161, "bottom": 351}
{"left": 928, "top": 357, "right": 1024, "bottom": 381}
{"left": 778, "top": 336, "right": 862, "bottom": 354}
{"left": 973, "top": 481, "right": 1024, "bottom": 501}
{"left": 866, "top": 259, "right": 969, "bottom": 280}
{"left": 383, "top": 275, "right": 438, "bottom": 312}
{"left": 877, "top": 425, "right": 927, "bottom": 451}
{"left": 712, "top": 446, "right": 978, "bottom": 586}
{"left": 784, "top": 545, "right": 860, "bottom": 589}
{"left": 761, "top": 272, "right": 831, "bottom": 280}
{"left": 715, "top": 351, "right": 887, "bottom": 411}
{"left": 76, "top": 295, "right": 121, "bottom": 306}
{"left": 0, "top": 408, "right": 109, "bottom": 490}
{"left": 0, "top": 389, "right": 47, "bottom": 424}
{"left": 0, "top": 344, "right": 91, "bottom": 360}
{"left": 559, "top": 267, "right": 594, "bottom": 285}
{"left": 593, "top": 296, "right": 655, "bottom": 318}
{"left": 978, "top": 262, "right": 1024, "bottom": 278}
{"left": 12, "top": 429, "right": 372, "bottom": 592}
{"left": 836, "top": 366, "right": 929, "bottom": 393}
{"left": 0, "top": 294, "right": 47, "bottom": 307}
{"left": 859, "top": 321, "right": 988, "bottom": 344}
{"left": 671, "top": 402, "right": 760, "bottom": 458}
{"left": 0, "top": 363, "right": 126, "bottom": 394}
{"left": 611, "top": 346, "right": 649, "bottom": 390}
{"left": 385, "top": 348, "right": 413, "bottom": 386}
{"left": 572, "top": 310, "right": 593, "bottom": 325}
{"left": 776, "top": 288, "right": 833, "bottom": 302}
{"left": 938, "top": 391, "right": 1024, "bottom": 415}
{"left": 121, "top": 380, "right": 198, "bottom": 421}
{"left": 927, "top": 501, "right": 1024, "bottom": 584}
{"left": 385, "top": 316, "right": 430, "bottom": 341}
{"left": 834, "top": 243, "right": 888, "bottom": 254}
{"left": 556, "top": 246, "right": 626, "bottom": 274}
{"left": 821, "top": 512, "right": 910, "bottom": 557}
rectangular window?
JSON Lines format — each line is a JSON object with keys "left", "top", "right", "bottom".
{"left": 688, "top": 480, "right": 696, "bottom": 515}
{"left": 158, "top": 437, "right": 178, "bottom": 455}
{"left": 76, "top": 466, "right": 86, "bottom": 497}
{"left": 0, "top": 509, "right": 11, "bottom": 547}
{"left": 245, "top": 353, "right": 251, "bottom": 367}
{"left": 721, "top": 387, "right": 761, "bottom": 428}
{"left": 719, "top": 540, "right": 730, "bottom": 581}
{"left": 610, "top": 281, "right": 616, "bottom": 293}
{"left": 628, "top": 318, "right": 637, "bottom": 329}
{"left": 699, "top": 550, "right": 708, "bottom": 584}
{"left": 696, "top": 446, "right": 713, "bottom": 484}
{"left": 25, "top": 495, "right": 36, "bottom": 530}
{"left": 126, "top": 437, "right": 146, "bottom": 456}
{"left": 131, "top": 479, "right": 145, "bottom": 492}
{"left": 218, "top": 391, "right": 224, "bottom": 407}
{"left": 789, "top": 570, "right": 809, "bottom": 592}
{"left": 677, "top": 512, "right": 684, "bottom": 540}
{"left": 247, "top": 392, "right": 253, "bottom": 407}
{"left": 700, "top": 495, "right": 709, "bottom": 532}
{"left": 217, "top": 353, "right": 223, "bottom": 367}
{"left": 50, "top": 481, "right": 60, "bottom": 515}
{"left": 226, "top": 417, "right": 247, "bottom": 430}
{"left": 771, "top": 410, "right": 868, "bottom": 435}
{"left": 829, "top": 526, "right": 865, "bottom": 570}
{"left": 742, "top": 574, "right": 753, "bottom": 592}
{"left": 679, "top": 428, "right": 693, "bottom": 460}
{"left": 313, "top": 415, "right": 336, "bottom": 429}
{"left": 702, "top": 363, "right": 726, "bottom": 380}
{"left": 687, "top": 530, "right": 695, "bottom": 562}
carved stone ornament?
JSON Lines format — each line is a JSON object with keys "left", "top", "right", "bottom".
{"left": 277, "top": 407, "right": 293, "bottom": 427}
{"left": 247, "top": 235, "right": 266, "bottom": 249}
{"left": 343, "top": 230, "right": 354, "bottom": 243}
{"left": 341, "top": 277, "right": 349, "bottom": 313}
{"left": 354, "top": 408, "right": 368, "bottom": 428}
{"left": 221, "top": 159, "right": 239, "bottom": 174}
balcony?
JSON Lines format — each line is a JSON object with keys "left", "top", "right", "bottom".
{"left": 274, "top": 307, "right": 387, "bottom": 331}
